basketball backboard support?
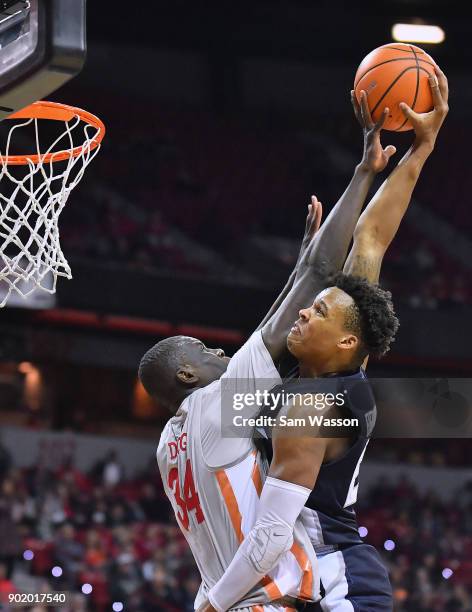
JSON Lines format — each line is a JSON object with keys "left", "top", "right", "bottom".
{"left": 0, "top": 0, "right": 86, "bottom": 120}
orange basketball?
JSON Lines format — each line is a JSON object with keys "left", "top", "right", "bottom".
{"left": 354, "top": 43, "right": 437, "bottom": 132}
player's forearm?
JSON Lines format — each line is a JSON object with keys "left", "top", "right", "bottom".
{"left": 351, "top": 140, "right": 433, "bottom": 254}
{"left": 256, "top": 269, "right": 296, "bottom": 330}
{"left": 298, "top": 164, "right": 375, "bottom": 280}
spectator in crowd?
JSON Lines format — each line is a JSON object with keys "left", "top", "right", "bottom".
{"left": 54, "top": 524, "right": 84, "bottom": 588}
{"left": 102, "top": 451, "right": 124, "bottom": 489}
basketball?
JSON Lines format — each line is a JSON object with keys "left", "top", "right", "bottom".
{"left": 354, "top": 43, "right": 437, "bottom": 132}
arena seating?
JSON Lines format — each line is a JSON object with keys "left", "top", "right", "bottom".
{"left": 1, "top": 441, "right": 471, "bottom": 611}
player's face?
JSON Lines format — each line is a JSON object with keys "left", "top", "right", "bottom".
{"left": 287, "top": 287, "right": 356, "bottom": 363}
{"left": 181, "top": 338, "right": 230, "bottom": 386}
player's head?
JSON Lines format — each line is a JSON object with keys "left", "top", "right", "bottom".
{"left": 138, "top": 336, "right": 230, "bottom": 412}
{"left": 287, "top": 273, "right": 399, "bottom": 373}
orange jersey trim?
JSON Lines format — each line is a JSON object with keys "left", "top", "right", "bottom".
{"left": 260, "top": 575, "right": 283, "bottom": 600}
{"left": 251, "top": 456, "right": 263, "bottom": 496}
{"left": 215, "top": 465, "right": 284, "bottom": 603}
{"left": 290, "top": 541, "right": 314, "bottom": 600}
{"left": 215, "top": 469, "right": 244, "bottom": 543}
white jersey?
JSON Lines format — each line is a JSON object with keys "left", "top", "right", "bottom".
{"left": 157, "top": 330, "right": 320, "bottom": 610}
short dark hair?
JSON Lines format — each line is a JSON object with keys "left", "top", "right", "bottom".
{"left": 138, "top": 337, "right": 184, "bottom": 407}
{"left": 332, "top": 272, "right": 399, "bottom": 359}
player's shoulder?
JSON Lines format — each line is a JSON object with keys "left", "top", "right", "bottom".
{"left": 156, "top": 418, "right": 175, "bottom": 457}
{"left": 224, "top": 329, "right": 279, "bottom": 378}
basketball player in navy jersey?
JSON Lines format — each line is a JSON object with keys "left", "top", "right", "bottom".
{"left": 204, "top": 66, "right": 448, "bottom": 611}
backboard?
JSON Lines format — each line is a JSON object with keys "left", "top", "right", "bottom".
{"left": 0, "top": 0, "right": 86, "bottom": 120}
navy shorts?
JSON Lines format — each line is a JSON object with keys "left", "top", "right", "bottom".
{"left": 302, "top": 544, "right": 392, "bottom": 611}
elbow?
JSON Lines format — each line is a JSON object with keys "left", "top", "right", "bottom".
{"left": 243, "top": 521, "right": 294, "bottom": 573}
{"left": 352, "top": 224, "right": 386, "bottom": 255}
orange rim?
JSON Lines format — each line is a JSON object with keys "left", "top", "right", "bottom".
{"left": 2, "top": 101, "right": 106, "bottom": 165}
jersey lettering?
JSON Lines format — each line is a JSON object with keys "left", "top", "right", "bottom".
{"left": 168, "top": 433, "right": 187, "bottom": 460}
{"left": 344, "top": 441, "right": 369, "bottom": 508}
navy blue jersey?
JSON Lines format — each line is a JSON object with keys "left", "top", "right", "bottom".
{"left": 255, "top": 368, "right": 376, "bottom": 547}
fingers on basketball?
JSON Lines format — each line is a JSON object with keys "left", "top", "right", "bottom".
{"left": 399, "top": 102, "right": 417, "bottom": 121}
{"left": 360, "top": 91, "right": 374, "bottom": 128}
{"left": 351, "top": 90, "right": 362, "bottom": 125}
{"left": 374, "top": 107, "right": 390, "bottom": 131}
{"left": 428, "top": 73, "right": 443, "bottom": 108}
{"left": 433, "top": 66, "right": 449, "bottom": 108}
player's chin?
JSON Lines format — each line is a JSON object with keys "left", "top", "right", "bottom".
{"left": 215, "top": 360, "right": 230, "bottom": 376}
{"left": 287, "top": 333, "right": 303, "bottom": 356}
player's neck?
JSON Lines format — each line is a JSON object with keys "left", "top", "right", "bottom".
{"left": 298, "top": 358, "right": 352, "bottom": 378}
{"left": 170, "top": 388, "right": 196, "bottom": 414}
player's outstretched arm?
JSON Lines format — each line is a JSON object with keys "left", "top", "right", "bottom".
{"left": 256, "top": 196, "right": 323, "bottom": 330}
{"left": 344, "top": 66, "right": 449, "bottom": 284}
{"left": 261, "top": 93, "right": 396, "bottom": 361}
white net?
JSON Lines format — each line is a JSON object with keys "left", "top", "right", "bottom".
{"left": 0, "top": 106, "right": 102, "bottom": 307}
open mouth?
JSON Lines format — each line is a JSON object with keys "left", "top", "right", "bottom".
{"left": 290, "top": 322, "right": 301, "bottom": 335}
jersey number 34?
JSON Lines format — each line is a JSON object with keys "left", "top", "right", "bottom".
{"left": 168, "top": 459, "right": 205, "bottom": 530}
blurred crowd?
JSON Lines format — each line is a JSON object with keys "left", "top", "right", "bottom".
{"left": 366, "top": 439, "right": 470, "bottom": 467}
{"left": 0, "top": 449, "right": 196, "bottom": 611}
{"left": 1, "top": 441, "right": 472, "bottom": 611}
{"left": 358, "top": 477, "right": 472, "bottom": 612}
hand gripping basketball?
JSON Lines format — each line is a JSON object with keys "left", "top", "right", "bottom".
{"left": 399, "top": 66, "right": 449, "bottom": 148}
{"left": 354, "top": 43, "right": 439, "bottom": 132}
{"left": 351, "top": 89, "right": 397, "bottom": 174}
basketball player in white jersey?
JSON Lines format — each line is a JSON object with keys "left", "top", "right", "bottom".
{"left": 139, "top": 93, "right": 398, "bottom": 610}
{"left": 203, "top": 67, "right": 449, "bottom": 612}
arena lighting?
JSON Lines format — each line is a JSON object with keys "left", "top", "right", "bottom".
{"left": 23, "top": 550, "right": 34, "bottom": 561}
{"left": 384, "top": 539, "right": 396, "bottom": 551}
{"left": 392, "top": 23, "right": 445, "bottom": 44}
{"left": 358, "top": 526, "right": 369, "bottom": 537}
{"left": 81, "top": 584, "right": 93, "bottom": 595}
{"left": 51, "top": 566, "right": 63, "bottom": 577}
{"left": 442, "top": 568, "right": 453, "bottom": 579}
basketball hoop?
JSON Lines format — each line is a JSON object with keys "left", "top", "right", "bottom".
{"left": 0, "top": 100, "right": 105, "bottom": 307}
